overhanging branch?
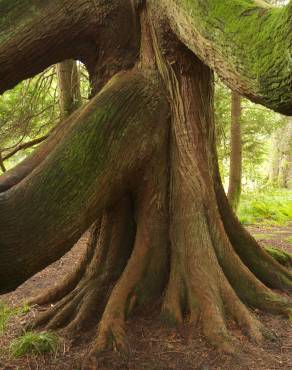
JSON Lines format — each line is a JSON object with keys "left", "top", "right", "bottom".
{"left": 156, "top": 0, "right": 292, "bottom": 114}
{"left": 0, "top": 0, "right": 138, "bottom": 95}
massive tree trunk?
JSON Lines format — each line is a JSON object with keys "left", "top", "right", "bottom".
{"left": 227, "top": 92, "right": 242, "bottom": 211}
{"left": 0, "top": 0, "right": 292, "bottom": 368}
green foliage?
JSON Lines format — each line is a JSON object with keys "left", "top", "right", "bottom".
{"left": 0, "top": 302, "right": 30, "bottom": 334}
{"left": 0, "top": 62, "right": 89, "bottom": 171}
{"left": 238, "top": 188, "right": 292, "bottom": 225}
{"left": 215, "top": 78, "right": 287, "bottom": 186}
{"left": 10, "top": 331, "right": 59, "bottom": 357}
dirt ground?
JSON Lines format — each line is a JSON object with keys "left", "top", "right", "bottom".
{"left": 0, "top": 225, "right": 291, "bottom": 370}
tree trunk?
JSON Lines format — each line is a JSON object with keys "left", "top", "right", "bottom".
{"left": 269, "top": 130, "right": 281, "bottom": 184}
{"left": 269, "top": 118, "right": 292, "bottom": 188}
{"left": 278, "top": 118, "right": 292, "bottom": 188}
{"left": 227, "top": 92, "right": 242, "bottom": 211}
{"left": 0, "top": 1, "right": 291, "bottom": 368}
{"left": 56, "top": 60, "right": 82, "bottom": 119}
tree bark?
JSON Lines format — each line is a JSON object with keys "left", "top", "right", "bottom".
{"left": 56, "top": 60, "right": 82, "bottom": 119}
{"left": 156, "top": 0, "right": 292, "bottom": 114}
{"left": 0, "top": 1, "right": 291, "bottom": 367}
{"left": 0, "top": 70, "right": 169, "bottom": 293}
{"left": 227, "top": 92, "right": 242, "bottom": 211}
{"left": 0, "top": 0, "right": 139, "bottom": 94}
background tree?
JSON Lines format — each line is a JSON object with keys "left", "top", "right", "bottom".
{"left": 56, "top": 60, "right": 82, "bottom": 119}
{"left": 215, "top": 81, "right": 286, "bottom": 188}
{"left": 0, "top": 1, "right": 291, "bottom": 368}
{"left": 269, "top": 118, "right": 292, "bottom": 188}
{"left": 227, "top": 92, "right": 242, "bottom": 211}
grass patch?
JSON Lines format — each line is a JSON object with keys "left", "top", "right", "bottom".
{"left": 251, "top": 233, "right": 273, "bottom": 240}
{"left": 10, "top": 331, "right": 59, "bottom": 357}
{"left": 0, "top": 302, "right": 30, "bottom": 334}
{"left": 238, "top": 188, "right": 292, "bottom": 225}
{"left": 285, "top": 236, "right": 292, "bottom": 243}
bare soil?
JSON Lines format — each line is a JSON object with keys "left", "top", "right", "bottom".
{"left": 0, "top": 225, "right": 291, "bottom": 370}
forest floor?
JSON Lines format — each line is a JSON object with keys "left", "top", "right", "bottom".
{"left": 0, "top": 224, "right": 291, "bottom": 370}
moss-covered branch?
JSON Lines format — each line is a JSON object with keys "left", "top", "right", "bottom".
{"left": 157, "top": 0, "right": 292, "bottom": 114}
{"left": 0, "top": 70, "right": 168, "bottom": 293}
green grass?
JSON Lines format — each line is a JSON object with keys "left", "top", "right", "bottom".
{"left": 285, "top": 236, "right": 292, "bottom": 244}
{"left": 10, "top": 331, "right": 59, "bottom": 357}
{"left": 252, "top": 233, "right": 274, "bottom": 240}
{"left": 238, "top": 188, "right": 292, "bottom": 225}
{"left": 0, "top": 302, "right": 30, "bottom": 334}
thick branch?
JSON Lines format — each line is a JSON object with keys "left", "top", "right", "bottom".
{"left": 0, "top": 0, "right": 138, "bottom": 94}
{"left": 157, "top": 0, "right": 292, "bottom": 114}
{"left": 0, "top": 70, "right": 169, "bottom": 293}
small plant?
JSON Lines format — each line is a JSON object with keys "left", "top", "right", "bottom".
{"left": 238, "top": 189, "right": 292, "bottom": 225}
{"left": 0, "top": 302, "right": 12, "bottom": 334}
{"left": 10, "top": 331, "right": 59, "bottom": 357}
{"left": 0, "top": 301, "right": 30, "bottom": 334}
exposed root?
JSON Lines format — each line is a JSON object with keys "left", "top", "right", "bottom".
{"left": 84, "top": 149, "right": 169, "bottom": 364}
{"left": 264, "top": 246, "right": 292, "bottom": 268}
{"left": 30, "top": 197, "right": 134, "bottom": 334}
{"left": 161, "top": 261, "right": 185, "bottom": 326}
{"left": 214, "top": 176, "right": 292, "bottom": 292}
{"left": 206, "top": 205, "right": 292, "bottom": 317}
{"left": 29, "top": 221, "right": 101, "bottom": 306}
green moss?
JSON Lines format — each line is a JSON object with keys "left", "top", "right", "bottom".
{"left": 265, "top": 246, "right": 292, "bottom": 267}
{"left": 178, "top": 0, "right": 292, "bottom": 112}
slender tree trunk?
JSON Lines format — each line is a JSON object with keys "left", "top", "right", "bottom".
{"left": 56, "top": 60, "right": 82, "bottom": 119}
{"left": 227, "top": 92, "right": 242, "bottom": 211}
{"left": 269, "top": 118, "right": 292, "bottom": 188}
{"left": 269, "top": 130, "right": 281, "bottom": 184}
{"left": 278, "top": 118, "right": 292, "bottom": 188}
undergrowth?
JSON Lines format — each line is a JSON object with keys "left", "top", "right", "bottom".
{"left": 10, "top": 331, "right": 59, "bottom": 357}
{"left": 238, "top": 188, "right": 292, "bottom": 225}
{"left": 0, "top": 302, "right": 30, "bottom": 334}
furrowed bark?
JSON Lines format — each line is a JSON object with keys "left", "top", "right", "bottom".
{"left": 0, "top": 0, "right": 139, "bottom": 94}
{"left": 156, "top": 0, "right": 292, "bottom": 114}
{"left": 0, "top": 108, "right": 83, "bottom": 192}
{"left": 0, "top": 70, "right": 169, "bottom": 293}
